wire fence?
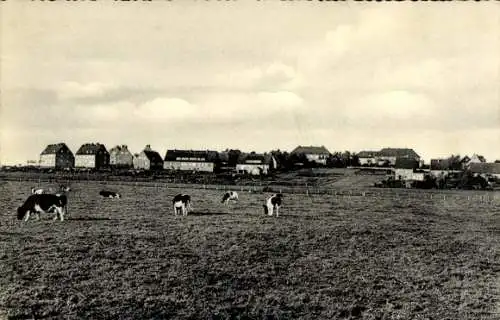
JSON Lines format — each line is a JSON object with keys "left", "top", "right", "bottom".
{"left": 6, "top": 175, "right": 500, "bottom": 204}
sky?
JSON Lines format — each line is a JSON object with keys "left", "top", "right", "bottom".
{"left": 1, "top": 1, "right": 499, "bottom": 165}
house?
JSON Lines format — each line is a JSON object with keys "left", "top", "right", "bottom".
{"left": 236, "top": 152, "right": 276, "bottom": 175}
{"left": 163, "top": 149, "right": 219, "bottom": 172}
{"left": 109, "top": 145, "right": 133, "bottom": 169}
{"left": 39, "top": 143, "right": 74, "bottom": 169}
{"left": 75, "top": 143, "right": 110, "bottom": 169}
{"left": 357, "top": 151, "right": 379, "bottom": 166}
{"left": 469, "top": 162, "right": 500, "bottom": 179}
{"left": 393, "top": 168, "right": 426, "bottom": 182}
{"left": 377, "top": 148, "right": 420, "bottom": 166}
{"left": 430, "top": 158, "right": 451, "bottom": 171}
{"left": 290, "top": 145, "right": 330, "bottom": 165}
{"left": 133, "top": 145, "right": 164, "bottom": 170}
{"left": 464, "top": 154, "right": 486, "bottom": 168}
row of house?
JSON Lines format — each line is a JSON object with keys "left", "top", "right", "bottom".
{"left": 38, "top": 143, "right": 279, "bottom": 175}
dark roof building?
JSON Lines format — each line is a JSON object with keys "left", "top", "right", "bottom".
{"left": 75, "top": 143, "right": 109, "bottom": 169}
{"left": 39, "top": 143, "right": 74, "bottom": 169}
{"left": 291, "top": 145, "right": 330, "bottom": 155}
{"left": 378, "top": 148, "right": 420, "bottom": 159}
{"left": 469, "top": 163, "right": 500, "bottom": 175}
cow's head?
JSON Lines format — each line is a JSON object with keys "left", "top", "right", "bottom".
{"left": 17, "top": 207, "right": 27, "bottom": 220}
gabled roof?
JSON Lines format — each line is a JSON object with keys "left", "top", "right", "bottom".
{"left": 143, "top": 150, "right": 163, "bottom": 163}
{"left": 76, "top": 143, "right": 108, "bottom": 155}
{"left": 357, "top": 150, "right": 380, "bottom": 158}
{"left": 164, "top": 149, "right": 219, "bottom": 162}
{"left": 469, "top": 154, "right": 486, "bottom": 163}
{"left": 469, "top": 163, "right": 500, "bottom": 174}
{"left": 379, "top": 148, "right": 420, "bottom": 159}
{"left": 41, "top": 143, "right": 71, "bottom": 155}
{"left": 109, "top": 145, "right": 132, "bottom": 154}
{"left": 291, "top": 145, "right": 330, "bottom": 155}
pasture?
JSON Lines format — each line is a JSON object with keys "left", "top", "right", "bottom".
{"left": 0, "top": 180, "right": 499, "bottom": 319}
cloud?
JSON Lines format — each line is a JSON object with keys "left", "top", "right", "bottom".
{"left": 58, "top": 82, "right": 118, "bottom": 100}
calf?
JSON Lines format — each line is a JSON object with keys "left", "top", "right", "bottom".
{"left": 263, "top": 193, "right": 283, "bottom": 217}
{"left": 221, "top": 191, "right": 239, "bottom": 205}
{"left": 172, "top": 194, "right": 192, "bottom": 216}
{"left": 17, "top": 194, "right": 67, "bottom": 222}
{"left": 99, "top": 190, "right": 121, "bottom": 198}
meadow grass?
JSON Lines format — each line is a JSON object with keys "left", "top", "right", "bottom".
{"left": 0, "top": 181, "right": 499, "bottom": 319}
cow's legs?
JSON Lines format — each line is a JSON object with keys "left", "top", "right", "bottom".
{"left": 267, "top": 204, "right": 273, "bottom": 216}
{"left": 23, "top": 211, "right": 31, "bottom": 222}
{"left": 275, "top": 206, "right": 279, "bottom": 217}
{"left": 35, "top": 212, "right": 41, "bottom": 220}
{"left": 56, "top": 207, "right": 64, "bottom": 221}
{"left": 173, "top": 205, "right": 178, "bottom": 216}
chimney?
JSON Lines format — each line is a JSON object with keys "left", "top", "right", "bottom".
{"left": 145, "top": 144, "right": 151, "bottom": 151}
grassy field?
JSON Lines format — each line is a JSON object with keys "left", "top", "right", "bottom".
{"left": 0, "top": 181, "right": 499, "bottom": 320}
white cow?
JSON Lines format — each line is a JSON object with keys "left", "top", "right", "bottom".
{"left": 263, "top": 193, "right": 283, "bottom": 217}
{"left": 172, "top": 194, "right": 192, "bottom": 216}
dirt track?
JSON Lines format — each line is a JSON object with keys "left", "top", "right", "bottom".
{"left": 1, "top": 181, "right": 499, "bottom": 319}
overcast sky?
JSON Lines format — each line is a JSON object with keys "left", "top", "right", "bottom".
{"left": 1, "top": 1, "right": 499, "bottom": 165}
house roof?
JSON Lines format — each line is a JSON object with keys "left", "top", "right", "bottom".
{"left": 76, "top": 143, "right": 108, "bottom": 155}
{"left": 237, "top": 152, "right": 274, "bottom": 164}
{"left": 469, "top": 154, "right": 486, "bottom": 162}
{"left": 395, "top": 158, "right": 419, "bottom": 169}
{"left": 143, "top": 150, "right": 163, "bottom": 163}
{"left": 291, "top": 145, "right": 330, "bottom": 155}
{"left": 430, "top": 159, "right": 451, "bottom": 170}
{"left": 41, "top": 143, "right": 70, "bottom": 155}
{"left": 357, "top": 150, "right": 380, "bottom": 158}
{"left": 109, "top": 145, "right": 131, "bottom": 154}
{"left": 469, "top": 163, "right": 500, "bottom": 174}
{"left": 164, "top": 149, "right": 219, "bottom": 162}
{"left": 379, "top": 148, "right": 420, "bottom": 158}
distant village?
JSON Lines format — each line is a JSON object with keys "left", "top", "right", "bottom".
{"left": 4, "top": 142, "right": 500, "bottom": 189}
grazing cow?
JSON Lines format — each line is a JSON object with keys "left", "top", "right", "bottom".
{"left": 59, "top": 185, "right": 71, "bottom": 193}
{"left": 172, "top": 194, "right": 192, "bottom": 216}
{"left": 31, "top": 187, "right": 45, "bottom": 195}
{"left": 221, "top": 191, "right": 239, "bottom": 205}
{"left": 17, "top": 194, "right": 67, "bottom": 221}
{"left": 263, "top": 193, "right": 283, "bottom": 217}
{"left": 99, "top": 190, "right": 121, "bottom": 198}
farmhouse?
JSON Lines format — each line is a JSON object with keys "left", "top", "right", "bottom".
{"left": 75, "top": 143, "right": 110, "bottom": 169}
{"left": 464, "top": 154, "right": 486, "bottom": 168}
{"left": 378, "top": 148, "right": 420, "bottom": 166}
{"left": 163, "top": 149, "right": 219, "bottom": 172}
{"left": 357, "top": 151, "right": 379, "bottom": 166}
{"left": 39, "top": 143, "right": 74, "bottom": 169}
{"left": 469, "top": 162, "right": 500, "bottom": 179}
{"left": 236, "top": 152, "right": 276, "bottom": 175}
{"left": 133, "top": 145, "right": 164, "bottom": 170}
{"left": 109, "top": 145, "right": 133, "bottom": 169}
{"left": 290, "top": 145, "right": 330, "bottom": 165}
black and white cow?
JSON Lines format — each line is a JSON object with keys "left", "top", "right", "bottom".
{"left": 263, "top": 193, "right": 283, "bottom": 217}
{"left": 172, "top": 194, "right": 192, "bottom": 216}
{"left": 221, "top": 191, "right": 239, "bottom": 205}
{"left": 17, "top": 194, "right": 67, "bottom": 222}
{"left": 59, "top": 185, "right": 71, "bottom": 193}
{"left": 31, "top": 187, "right": 45, "bottom": 195}
{"left": 99, "top": 190, "right": 121, "bottom": 198}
